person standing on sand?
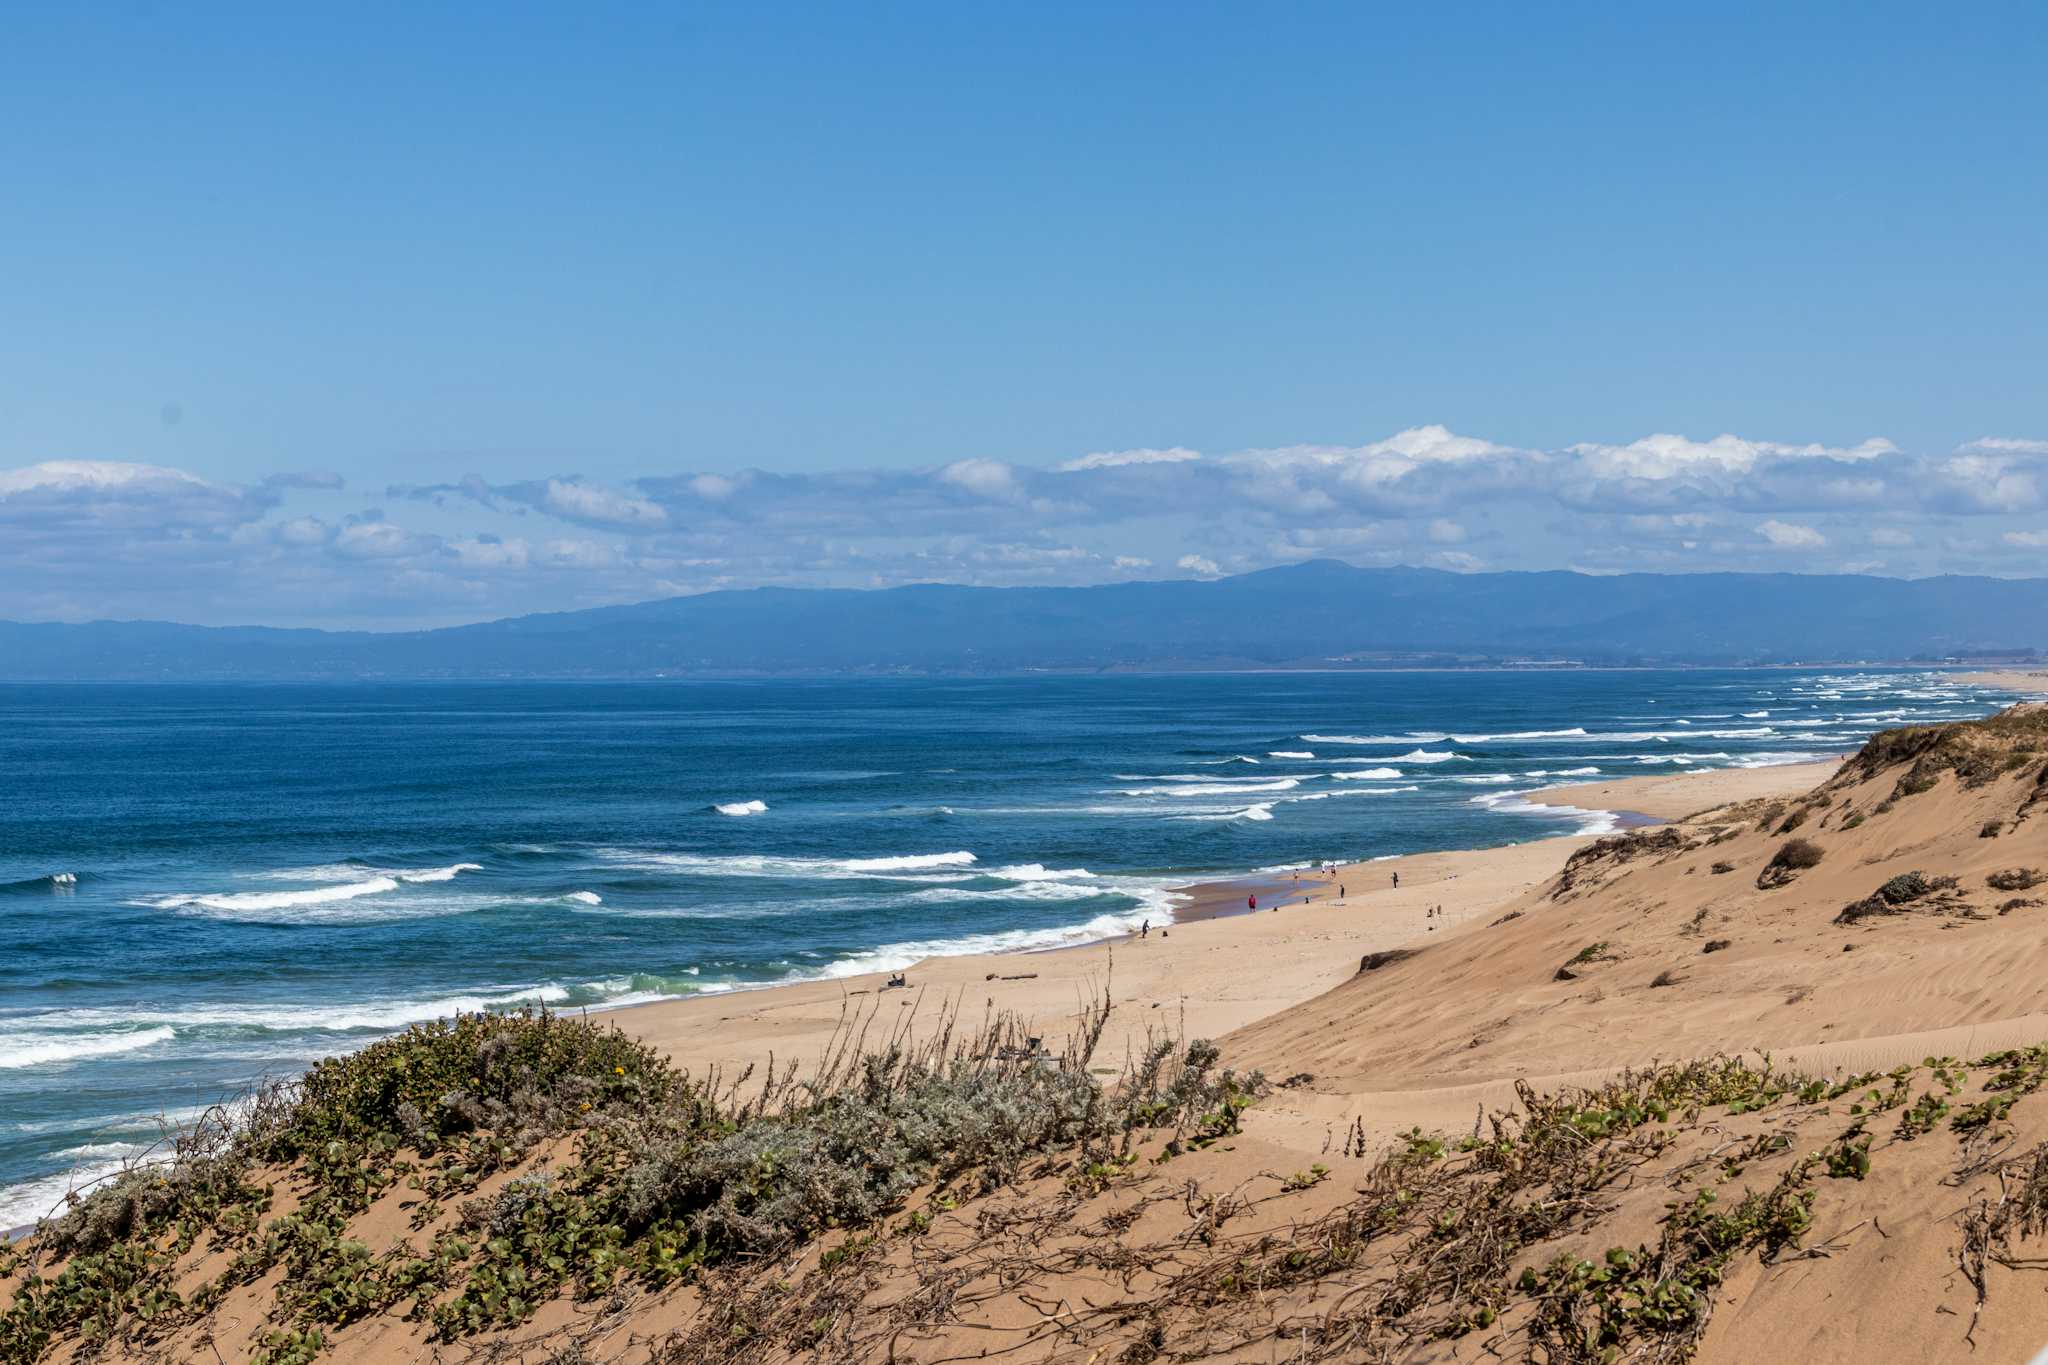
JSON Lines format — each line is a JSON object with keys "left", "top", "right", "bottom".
{"left": 1392, "top": 871, "right": 1400, "bottom": 890}
{"left": 1248, "top": 892, "right": 1257, "bottom": 912}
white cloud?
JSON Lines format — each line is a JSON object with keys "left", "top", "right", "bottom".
{"left": 538, "top": 538, "right": 619, "bottom": 569}
{"left": 1229, "top": 425, "right": 1519, "bottom": 494}
{"left": 1869, "top": 526, "right": 1914, "bottom": 547}
{"left": 1176, "top": 553, "right": 1220, "bottom": 576}
{"left": 1426, "top": 518, "right": 1466, "bottom": 544}
{"left": 1962, "top": 437, "right": 2048, "bottom": 455}
{"left": 0, "top": 459, "right": 211, "bottom": 497}
{"left": 1058, "top": 447, "right": 1201, "bottom": 472}
{"left": 2004, "top": 530, "right": 2048, "bottom": 549}
{"left": 448, "top": 536, "right": 530, "bottom": 568}
{"left": 541, "top": 479, "right": 666, "bottom": 527}
{"left": 333, "top": 520, "right": 431, "bottom": 559}
{"left": 0, "top": 458, "right": 277, "bottom": 534}
{"left": 1941, "top": 453, "right": 2041, "bottom": 511}
{"left": 274, "top": 516, "right": 331, "bottom": 547}
{"left": 1568, "top": 433, "right": 1895, "bottom": 480}
{"left": 1757, "top": 519, "right": 1827, "bottom": 548}
{"left": 938, "top": 458, "right": 1020, "bottom": 500}
{"left": 1112, "top": 555, "right": 1152, "bottom": 569}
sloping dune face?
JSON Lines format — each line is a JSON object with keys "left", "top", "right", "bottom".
{"left": 1230, "top": 702, "right": 2048, "bottom": 1095}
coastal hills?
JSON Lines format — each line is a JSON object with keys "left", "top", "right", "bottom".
{"left": 6, "top": 560, "right": 2048, "bottom": 678}
{"left": 18, "top": 709, "right": 2048, "bottom": 1359}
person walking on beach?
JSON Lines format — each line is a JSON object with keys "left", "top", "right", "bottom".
{"left": 1140, "top": 919, "right": 1150, "bottom": 939}
{"left": 1392, "top": 870, "right": 1400, "bottom": 890}
{"left": 1248, "top": 892, "right": 1257, "bottom": 912}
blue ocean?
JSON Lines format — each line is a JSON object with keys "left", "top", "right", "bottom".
{"left": 0, "top": 669, "right": 2014, "bottom": 1225}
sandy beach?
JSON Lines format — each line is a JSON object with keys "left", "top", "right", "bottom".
{"left": 598, "top": 760, "right": 1841, "bottom": 1095}
{"left": 1516, "top": 757, "right": 1837, "bottom": 821}
{"left": 1960, "top": 668, "right": 2048, "bottom": 693}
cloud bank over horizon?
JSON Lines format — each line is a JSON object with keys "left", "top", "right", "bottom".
{"left": 5, "top": 428, "right": 2048, "bottom": 628}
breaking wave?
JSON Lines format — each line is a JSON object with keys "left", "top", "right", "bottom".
{"left": 713, "top": 800, "right": 769, "bottom": 816}
{"left": 149, "top": 878, "right": 401, "bottom": 913}
{"left": 1302, "top": 733, "right": 1447, "bottom": 745}
{"left": 0, "top": 1027, "right": 176, "bottom": 1071}
{"left": 1468, "top": 789, "right": 1618, "bottom": 837}
{"left": 1118, "top": 779, "right": 1301, "bottom": 797}
{"left": 591, "top": 849, "right": 980, "bottom": 879}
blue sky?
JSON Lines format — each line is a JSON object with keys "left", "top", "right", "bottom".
{"left": 3, "top": 2, "right": 2045, "bottom": 626}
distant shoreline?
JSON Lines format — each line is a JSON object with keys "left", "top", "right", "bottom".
{"left": 0, "top": 663, "right": 2031, "bottom": 684}
{"left": 1957, "top": 669, "right": 2048, "bottom": 693}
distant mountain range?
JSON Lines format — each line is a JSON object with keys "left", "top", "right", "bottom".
{"left": 3, "top": 561, "right": 2045, "bottom": 679}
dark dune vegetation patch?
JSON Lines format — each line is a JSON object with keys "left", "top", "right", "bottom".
{"left": 0, "top": 1005, "right": 1263, "bottom": 1365}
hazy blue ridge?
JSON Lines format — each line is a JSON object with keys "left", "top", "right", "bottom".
{"left": 3, "top": 562, "right": 2046, "bottom": 679}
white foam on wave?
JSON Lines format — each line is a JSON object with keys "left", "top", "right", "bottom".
{"left": 1469, "top": 789, "right": 1618, "bottom": 837}
{"left": 1303, "top": 732, "right": 1447, "bottom": 745}
{"left": 1328, "top": 767, "right": 1404, "bottom": 780}
{"left": 1175, "top": 802, "right": 1277, "bottom": 821}
{"left": 986, "top": 863, "right": 1094, "bottom": 882}
{"left": 252, "top": 861, "right": 481, "bottom": 884}
{"left": 1447, "top": 727, "right": 1589, "bottom": 742}
{"left": 592, "top": 848, "right": 979, "bottom": 880}
{"left": 150, "top": 877, "right": 400, "bottom": 912}
{"left": 1191, "top": 755, "right": 1261, "bottom": 764}
{"left": 0, "top": 1026, "right": 175, "bottom": 1071}
{"left": 20, "top": 986, "right": 572, "bottom": 1039}
{"left": 49, "top": 872, "right": 77, "bottom": 886}
{"left": 3, "top": 1101, "right": 219, "bottom": 1141}
{"left": 714, "top": 800, "right": 769, "bottom": 816}
{"left": 1118, "top": 778, "right": 1301, "bottom": 797}
{"left": 395, "top": 863, "right": 483, "bottom": 884}
{"left": 1394, "top": 749, "right": 1465, "bottom": 764}
{"left": 1268, "top": 750, "right": 1313, "bottom": 759}
{"left": 1742, "top": 710, "right": 1770, "bottom": 718}
{"left": 1457, "top": 775, "right": 1516, "bottom": 785}
{"left": 904, "top": 880, "right": 1111, "bottom": 903}
{"left": 562, "top": 891, "right": 603, "bottom": 905}
{"left": 1525, "top": 767, "right": 1601, "bottom": 777}
{"left": 0, "top": 1151, "right": 151, "bottom": 1231}
{"left": 1281, "top": 786, "right": 1419, "bottom": 801}
{"left": 814, "top": 900, "right": 1175, "bottom": 979}
{"left": 148, "top": 862, "right": 483, "bottom": 917}
{"left": 1591, "top": 727, "right": 1777, "bottom": 742}
{"left": 53, "top": 1141, "right": 149, "bottom": 1163}
{"left": 1730, "top": 750, "right": 1824, "bottom": 768}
